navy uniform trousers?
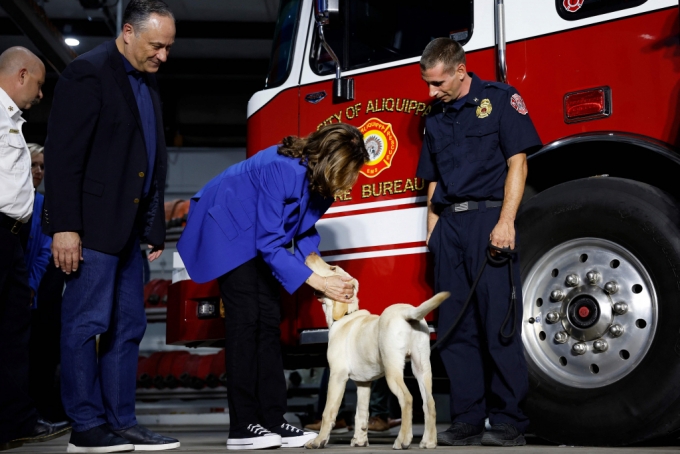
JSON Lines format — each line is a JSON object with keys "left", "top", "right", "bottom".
{"left": 430, "top": 202, "right": 529, "bottom": 432}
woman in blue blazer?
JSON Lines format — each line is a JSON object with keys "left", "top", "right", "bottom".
{"left": 178, "top": 124, "right": 368, "bottom": 450}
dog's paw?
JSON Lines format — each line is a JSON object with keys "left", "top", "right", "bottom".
{"left": 419, "top": 439, "right": 437, "bottom": 449}
{"left": 350, "top": 437, "right": 369, "bottom": 447}
{"left": 305, "top": 437, "right": 328, "bottom": 449}
{"left": 392, "top": 439, "right": 411, "bottom": 450}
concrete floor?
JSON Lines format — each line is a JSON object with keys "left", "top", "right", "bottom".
{"left": 11, "top": 424, "right": 680, "bottom": 454}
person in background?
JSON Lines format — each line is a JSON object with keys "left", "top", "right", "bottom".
{"left": 178, "top": 123, "right": 369, "bottom": 450}
{"left": 367, "top": 377, "right": 401, "bottom": 433}
{"left": 23, "top": 143, "right": 51, "bottom": 308}
{"left": 24, "top": 143, "right": 68, "bottom": 425}
{"left": 0, "top": 46, "right": 71, "bottom": 452}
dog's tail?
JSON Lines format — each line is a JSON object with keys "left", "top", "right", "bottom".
{"left": 406, "top": 291, "right": 450, "bottom": 321}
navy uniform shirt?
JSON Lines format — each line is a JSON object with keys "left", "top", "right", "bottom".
{"left": 416, "top": 73, "right": 542, "bottom": 208}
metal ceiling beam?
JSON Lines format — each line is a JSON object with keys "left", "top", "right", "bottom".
{"left": 0, "top": 0, "right": 76, "bottom": 73}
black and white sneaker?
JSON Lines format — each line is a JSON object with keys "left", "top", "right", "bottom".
{"left": 226, "top": 424, "right": 282, "bottom": 450}
{"left": 268, "top": 423, "right": 317, "bottom": 448}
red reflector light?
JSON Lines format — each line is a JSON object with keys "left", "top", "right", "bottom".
{"left": 563, "top": 86, "right": 611, "bottom": 123}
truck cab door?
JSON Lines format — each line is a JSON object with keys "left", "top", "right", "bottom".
{"left": 295, "top": 0, "right": 480, "bottom": 327}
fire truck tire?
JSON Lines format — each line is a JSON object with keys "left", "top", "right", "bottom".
{"left": 517, "top": 177, "right": 680, "bottom": 446}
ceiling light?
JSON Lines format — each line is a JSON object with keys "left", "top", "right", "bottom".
{"left": 65, "top": 38, "right": 80, "bottom": 47}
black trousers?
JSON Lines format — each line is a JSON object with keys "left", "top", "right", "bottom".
{"left": 29, "top": 259, "right": 66, "bottom": 422}
{"left": 430, "top": 205, "right": 529, "bottom": 432}
{"left": 0, "top": 226, "right": 38, "bottom": 443}
{"left": 218, "top": 256, "right": 288, "bottom": 431}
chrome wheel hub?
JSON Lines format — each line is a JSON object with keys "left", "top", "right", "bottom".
{"left": 522, "top": 238, "right": 657, "bottom": 388}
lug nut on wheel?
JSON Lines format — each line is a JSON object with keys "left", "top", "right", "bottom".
{"left": 593, "top": 339, "right": 609, "bottom": 352}
{"left": 550, "top": 289, "right": 565, "bottom": 302}
{"left": 609, "top": 324, "right": 624, "bottom": 337}
{"left": 573, "top": 342, "right": 587, "bottom": 355}
{"left": 554, "top": 331, "right": 569, "bottom": 344}
{"left": 613, "top": 302, "right": 629, "bottom": 315}
{"left": 546, "top": 311, "right": 561, "bottom": 323}
{"left": 586, "top": 271, "right": 600, "bottom": 284}
{"left": 604, "top": 281, "right": 619, "bottom": 294}
{"left": 566, "top": 274, "right": 580, "bottom": 287}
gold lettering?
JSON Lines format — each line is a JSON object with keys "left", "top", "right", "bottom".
{"left": 345, "top": 105, "right": 355, "bottom": 119}
{"left": 396, "top": 98, "right": 406, "bottom": 112}
{"left": 333, "top": 111, "right": 342, "bottom": 123}
{"left": 405, "top": 179, "right": 414, "bottom": 191}
{"left": 385, "top": 98, "right": 395, "bottom": 112}
{"left": 383, "top": 181, "right": 393, "bottom": 195}
{"left": 366, "top": 100, "right": 375, "bottom": 113}
{"left": 415, "top": 178, "right": 425, "bottom": 190}
{"left": 362, "top": 185, "right": 372, "bottom": 199}
{"left": 416, "top": 103, "right": 426, "bottom": 116}
{"left": 394, "top": 180, "right": 403, "bottom": 193}
{"left": 423, "top": 105, "right": 432, "bottom": 117}
{"left": 342, "top": 190, "right": 352, "bottom": 201}
{"left": 355, "top": 102, "right": 363, "bottom": 116}
{"left": 408, "top": 100, "right": 418, "bottom": 113}
{"left": 372, "top": 183, "right": 382, "bottom": 197}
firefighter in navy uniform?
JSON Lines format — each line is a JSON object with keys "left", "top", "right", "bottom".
{"left": 416, "top": 38, "right": 542, "bottom": 447}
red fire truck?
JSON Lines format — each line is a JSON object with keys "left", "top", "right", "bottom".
{"left": 167, "top": 0, "right": 680, "bottom": 445}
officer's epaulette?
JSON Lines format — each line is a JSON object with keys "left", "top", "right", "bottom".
{"left": 483, "top": 81, "right": 513, "bottom": 91}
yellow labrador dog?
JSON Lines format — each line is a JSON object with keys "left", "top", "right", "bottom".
{"left": 304, "top": 252, "right": 449, "bottom": 450}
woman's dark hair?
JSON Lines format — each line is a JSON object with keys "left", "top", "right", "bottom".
{"left": 278, "top": 124, "right": 369, "bottom": 197}
{"left": 123, "top": 0, "right": 174, "bottom": 34}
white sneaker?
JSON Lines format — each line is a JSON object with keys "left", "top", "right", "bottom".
{"left": 268, "top": 423, "right": 317, "bottom": 448}
{"left": 226, "top": 424, "right": 282, "bottom": 450}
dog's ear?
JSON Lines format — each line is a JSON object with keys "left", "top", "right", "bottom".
{"left": 347, "top": 279, "right": 360, "bottom": 313}
{"left": 333, "top": 301, "right": 348, "bottom": 320}
{"left": 304, "top": 251, "right": 317, "bottom": 266}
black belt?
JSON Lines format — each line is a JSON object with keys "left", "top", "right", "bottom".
{"left": 447, "top": 200, "right": 503, "bottom": 213}
{"left": 0, "top": 212, "right": 24, "bottom": 234}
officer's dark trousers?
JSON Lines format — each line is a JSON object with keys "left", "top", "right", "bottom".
{"left": 0, "top": 224, "right": 38, "bottom": 443}
{"left": 218, "top": 256, "right": 288, "bottom": 431}
{"left": 430, "top": 203, "right": 529, "bottom": 432}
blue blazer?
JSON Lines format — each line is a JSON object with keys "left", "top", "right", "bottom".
{"left": 25, "top": 192, "right": 52, "bottom": 308}
{"left": 177, "top": 147, "right": 333, "bottom": 294}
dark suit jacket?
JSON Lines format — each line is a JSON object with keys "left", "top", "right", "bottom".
{"left": 43, "top": 40, "right": 167, "bottom": 254}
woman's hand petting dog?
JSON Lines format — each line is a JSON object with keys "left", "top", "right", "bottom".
{"left": 307, "top": 272, "right": 356, "bottom": 302}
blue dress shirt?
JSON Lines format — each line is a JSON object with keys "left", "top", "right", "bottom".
{"left": 122, "top": 55, "right": 156, "bottom": 197}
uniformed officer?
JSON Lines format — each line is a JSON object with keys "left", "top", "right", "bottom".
{"left": 416, "top": 38, "right": 542, "bottom": 447}
{"left": 0, "top": 46, "right": 72, "bottom": 452}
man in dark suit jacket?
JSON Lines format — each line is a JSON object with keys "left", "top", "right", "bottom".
{"left": 43, "top": 1, "right": 179, "bottom": 452}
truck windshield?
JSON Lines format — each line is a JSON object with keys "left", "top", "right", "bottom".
{"left": 311, "top": 0, "right": 473, "bottom": 76}
{"left": 265, "top": 0, "right": 303, "bottom": 88}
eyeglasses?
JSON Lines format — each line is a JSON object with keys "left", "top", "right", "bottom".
{"left": 31, "top": 162, "right": 44, "bottom": 170}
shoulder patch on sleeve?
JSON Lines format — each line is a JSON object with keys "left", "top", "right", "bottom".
{"left": 510, "top": 93, "right": 528, "bottom": 115}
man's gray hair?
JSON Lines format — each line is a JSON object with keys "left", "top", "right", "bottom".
{"left": 420, "top": 38, "right": 466, "bottom": 73}
{"left": 122, "top": 0, "right": 174, "bottom": 34}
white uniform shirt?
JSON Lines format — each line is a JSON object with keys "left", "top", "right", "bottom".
{"left": 0, "top": 87, "right": 33, "bottom": 222}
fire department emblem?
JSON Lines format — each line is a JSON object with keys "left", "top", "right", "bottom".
{"left": 476, "top": 99, "right": 492, "bottom": 119}
{"left": 511, "top": 93, "right": 528, "bottom": 115}
{"left": 563, "top": 0, "right": 584, "bottom": 13}
{"left": 358, "top": 118, "right": 398, "bottom": 178}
